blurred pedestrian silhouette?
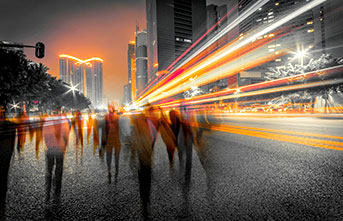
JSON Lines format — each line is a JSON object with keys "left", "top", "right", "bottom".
{"left": 35, "top": 114, "right": 45, "bottom": 160}
{"left": 159, "top": 108, "right": 178, "bottom": 168}
{"left": 43, "top": 113, "right": 71, "bottom": 203}
{"left": 86, "top": 113, "right": 93, "bottom": 144}
{"left": 104, "top": 106, "right": 121, "bottom": 184}
{"left": 15, "top": 110, "right": 27, "bottom": 156}
{"left": 131, "top": 105, "right": 161, "bottom": 220}
{"left": 92, "top": 115, "right": 99, "bottom": 155}
{"left": 0, "top": 111, "right": 17, "bottom": 217}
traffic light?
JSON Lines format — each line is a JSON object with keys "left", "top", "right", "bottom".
{"left": 35, "top": 42, "right": 45, "bottom": 58}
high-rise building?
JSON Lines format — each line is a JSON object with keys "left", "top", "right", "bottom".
{"left": 203, "top": 3, "right": 229, "bottom": 93}
{"left": 146, "top": 0, "right": 207, "bottom": 85}
{"left": 135, "top": 29, "right": 148, "bottom": 96}
{"left": 59, "top": 55, "right": 103, "bottom": 106}
{"left": 86, "top": 60, "right": 103, "bottom": 107}
{"left": 219, "top": 0, "right": 334, "bottom": 89}
{"left": 128, "top": 41, "right": 136, "bottom": 102}
{"left": 207, "top": 4, "right": 227, "bottom": 31}
{"left": 123, "top": 84, "right": 130, "bottom": 105}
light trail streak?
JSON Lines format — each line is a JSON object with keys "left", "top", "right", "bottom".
{"left": 188, "top": 79, "right": 343, "bottom": 105}
{"left": 158, "top": 74, "right": 343, "bottom": 109}
{"left": 151, "top": 45, "right": 287, "bottom": 104}
{"left": 166, "top": 0, "right": 270, "bottom": 74}
{"left": 215, "top": 124, "right": 343, "bottom": 140}
{"left": 135, "top": 0, "right": 270, "bottom": 103}
{"left": 135, "top": 0, "right": 326, "bottom": 107}
{"left": 198, "top": 123, "right": 343, "bottom": 151}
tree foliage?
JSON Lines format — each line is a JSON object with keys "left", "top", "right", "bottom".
{"left": 0, "top": 48, "right": 91, "bottom": 113}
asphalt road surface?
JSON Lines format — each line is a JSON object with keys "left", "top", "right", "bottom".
{"left": 2, "top": 115, "right": 343, "bottom": 220}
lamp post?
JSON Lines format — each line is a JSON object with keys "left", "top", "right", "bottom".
{"left": 294, "top": 50, "right": 308, "bottom": 66}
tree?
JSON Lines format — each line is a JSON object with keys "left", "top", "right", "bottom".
{"left": 0, "top": 48, "right": 29, "bottom": 111}
{"left": 0, "top": 48, "right": 91, "bottom": 113}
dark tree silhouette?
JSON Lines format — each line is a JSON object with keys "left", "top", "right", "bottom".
{"left": 0, "top": 48, "right": 91, "bottom": 113}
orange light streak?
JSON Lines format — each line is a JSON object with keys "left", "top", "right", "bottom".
{"left": 203, "top": 124, "right": 343, "bottom": 151}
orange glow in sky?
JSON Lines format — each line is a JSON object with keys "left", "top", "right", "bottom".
{"left": 21, "top": 5, "right": 145, "bottom": 102}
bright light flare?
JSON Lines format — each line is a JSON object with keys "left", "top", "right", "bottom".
{"left": 9, "top": 101, "right": 20, "bottom": 110}
{"left": 295, "top": 50, "right": 307, "bottom": 59}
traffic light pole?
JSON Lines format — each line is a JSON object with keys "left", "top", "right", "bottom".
{"left": 0, "top": 42, "right": 45, "bottom": 58}
{"left": 0, "top": 43, "right": 36, "bottom": 48}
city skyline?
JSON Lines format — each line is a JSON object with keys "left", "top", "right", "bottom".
{"left": 0, "top": 0, "right": 145, "bottom": 102}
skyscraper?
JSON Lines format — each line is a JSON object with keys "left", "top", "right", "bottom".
{"left": 123, "top": 84, "right": 130, "bottom": 105}
{"left": 207, "top": 4, "right": 227, "bottom": 32}
{"left": 146, "top": 0, "right": 207, "bottom": 84}
{"left": 59, "top": 55, "right": 103, "bottom": 106}
{"left": 135, "top": 29, "right": 148, "bottom": 96}
{"left": 127, "top": 41, "right": 136, "bottom": 102}
{"left": 86, "top": 60, "right": 103, "bottom": 107}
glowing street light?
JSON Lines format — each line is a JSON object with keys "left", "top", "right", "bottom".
{"left": 294, "top": 49, "right": 309, "bottom": 66}
{"left": 65, "top": 83, "right": 79, "bottom": 96}
{"left": 9, "top": 100, "right": 20, "bottom": 111}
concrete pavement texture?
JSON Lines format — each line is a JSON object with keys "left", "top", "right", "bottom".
{"left": 2, "top": 116, "right": 343, "bottom": 220}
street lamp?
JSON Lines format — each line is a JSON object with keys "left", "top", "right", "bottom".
{"left": 65, "top": 83, "right": 79, "bottom": 96}
{"left": 294, "top": 50, "right": 307, "bottom": 66}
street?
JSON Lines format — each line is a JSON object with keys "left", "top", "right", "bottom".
{"left": 3, "top": 115, "right": 343, "bottom": 220}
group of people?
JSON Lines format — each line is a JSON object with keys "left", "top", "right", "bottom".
{"left": 0, "top": 105, "right": 215, "bottom": 219}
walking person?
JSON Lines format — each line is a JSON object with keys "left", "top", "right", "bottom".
{"left": 104, "top": 106, "right": 121, "bottom": 184}
{"left": 43, "top": 113, "right": 71, "bottom": 203}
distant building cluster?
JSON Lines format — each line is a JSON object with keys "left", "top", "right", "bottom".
{"left": 59, "top": 55, "right": 103, "bottom": 107}
{"left": 124, "top": 0, "right": 343, "bottom": 104}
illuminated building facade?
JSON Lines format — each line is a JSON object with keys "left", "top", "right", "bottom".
{"left": 59, "top": 55, "right": 103, "bottom": 106}
{"left": 146, "top": 0, "right": 207, "bottom": 85}
{"left": 123, "top": 84, "right": 130, "bottom": 105}
{"left": 128, "top": 41, "right": 136, "bottom": 102}
{"left": 135, "top": 29, "right": 148, "bottom": 96}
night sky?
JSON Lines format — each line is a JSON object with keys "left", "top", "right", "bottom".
{"left": 0, "top": 0, "right": 145, "bottom": 102}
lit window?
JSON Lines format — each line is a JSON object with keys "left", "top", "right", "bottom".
{"left": 307, "top": 21, "right": 313, "bottom": 25}
{"left": 275, "top": 2, "right": 279, "bottom": 6}
{"left": 184, "top": 39, "right": 192, "bottom": 43}
{"left": 268, "top": 12, "right": 274, "bottom": 15}
{"left": 307, "top": 29, "right": 314, "bottom": 33}
{"left": 275, "top": 58, "right": 282, "bottom": 62}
